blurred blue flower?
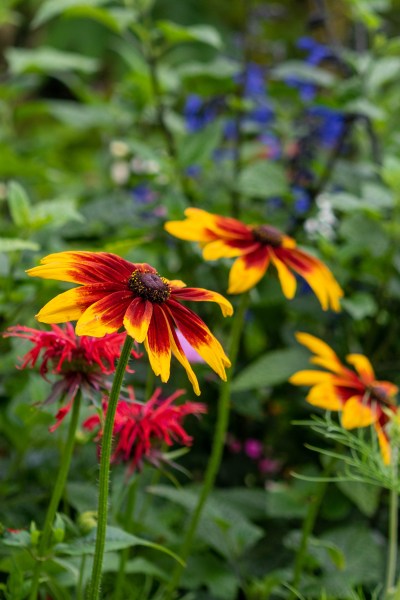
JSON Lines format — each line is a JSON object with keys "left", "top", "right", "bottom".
{"left": 292, "top": 185, "right": 311, "bottom": 214}
{"left": 308, "top": 106, "right": 344, "bottom": 147}
{"left": 184, "top": 94, "right": 218, "bottom": 132}
{"left": 287, "top": 36, "right": 336, "bottom": 101}
{"left": 186, "top": 165, "right": 202, "bottom": 178}
{"left": 131, "top": 184, "right": 156, "bottom": 204}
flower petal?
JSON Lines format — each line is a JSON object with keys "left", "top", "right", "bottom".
{"left": 166, "top": 321, "right": 201, "bottom": 395}
{"left": 123, "top": 297, "right": 153, "bottom": 343}
{"left": 374, "top": 422, "right": 391, "bottom": 465}
{"left": 345, "top": 354, "right": 375, "bottom": 383}
{"left": 341, "top": 396, "right": 376, "bottom": 429}
{"left": 35, "top": 286, "right": 110, "bottom": 324}
{"left": 202, "top": 239, "right": 256, "bottom": 260}
{"left": 278, "top": 248, "right": 343, "bottom": 312}
{"left": 27, "top": 251, "right": 137, "bottom": 285}
{"left": 295, "top": 332, "right": 339, "bottom": 361}
{"left": 228, "top": 248, "right": 270, "bottom": 294}
{"left": 143, "top": 305, "right": 171, "bottom": 383}
{"left": 166, "top": 299, "right": 231, "bottom": 381}
{"left": 75, "top": 291, "right": 133, "bottom": 336}
{"left": 289, "top": 370, "right": 336, "bottom": 386}
{"left": 306, "top": 383, "right": 343, "bottom": 410}
{"left": 269, "top": 250, "right": 297, "bottom": 299}
{"left": 171, "top": 286, "right": 233, "bottom": 317}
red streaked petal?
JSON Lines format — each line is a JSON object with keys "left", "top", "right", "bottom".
{"left": 75, "top": 291, "right": 133, "bottom": 336}
{"left": 166, "top": 299, "right": 231, "bottom": 381}
{"left": 35, "top": 285, "right": 114, "bottom": 324}
{"left": 27, "top": 251, "right": 137, "bottom": 285}
{"left": 171, "top": 286, "right": 233, "bottom": 317}
{"left": 143, "top": 305, "right": 171, "bottom": 382}
{"left": 164, "top": 315, "right": 201, "bottom": 395}
{"left": 123, "top": 297, "right": 153, "bottom": 343}
{"left": 228, "top": 247, "right": 269, "bottom": 294}
{"left": 345, "top": 354, "right": 375, "bottom": 383}
{"left": 269, "top": 250, "right": 297, "bottom": 299}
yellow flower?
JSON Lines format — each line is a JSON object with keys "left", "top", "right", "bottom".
{"left": 290, "top": 332, "right": 398, "bottom": 464}
{"left": 165, "top": 208, "right": 343, "bottom": 310}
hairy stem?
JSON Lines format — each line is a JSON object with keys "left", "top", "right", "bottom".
{"left": 87, "top": 335, "right": 134, "bottom": 600}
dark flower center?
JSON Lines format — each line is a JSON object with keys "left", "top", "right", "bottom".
{"left": 252, "top": 225, "right": 283, "bottom": 247}
{"left": 128, "top": 270, "right": 171, "bottom": 303}
{"left": 367, "top": 384, "right": 394, "bottom": 406}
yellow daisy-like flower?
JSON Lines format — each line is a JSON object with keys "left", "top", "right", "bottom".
{"left": 290, "top": 332, "right": 398, "bottom": 464}
{"left": 27, "top": 251, "right": 233, "bottom": 395}
{"left": 165, "top": 208, "right": 343, "bottom": 310}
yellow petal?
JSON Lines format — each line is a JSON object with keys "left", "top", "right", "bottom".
{"left": 35, "top": 287, "right": 89, "bottom": 324}
{"left": 295, "top": 332, "right": 338, "bottom": 360}
{"left": 203, "top": 239, "right": 247, "bottom": 260}
{"left": 341, "top": 396, "right": 376, "bottom": 429}
{"left": 289, "top": 370, "right": 335, "bottom": 386}
{"left": 345, "top": 354, "right": 375, "bottom": 382}
{"left": 374, "top": 422, "right": 391, "bottom": 465}
{"left": 269, "top": 252, "right": 297, "bottom": 299}
{"left": 168, "top": 326, "right": 201, "bottom": 396}
{"left": 75, "top": 291, "right": 131, "bottom": 337}
{"left": 228, "top": 251, "right": 269, "bottom": 294}
{"left": 143, "top": 305, "right": 171, "bottom": 383}
{"left": 306, "top": 383, "right": 342, "bottom": 410}
{"left": 123, "top": 298, "right": 153, "bottom": 343}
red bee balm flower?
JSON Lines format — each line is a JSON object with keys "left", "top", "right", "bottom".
{"left": 165, "top": 208, "right": 343, "bottom": 310}
{"left": 290, "top": 332, "right": 399, "bottom": 464}
{"left": 83, "top": 388, "right": 207, "bottom": 473}
{"left": 4, "top": 323, "right": 136, "bottom": 430}
{"left": 26, "top": 251, "right": 232, "bottom": 395}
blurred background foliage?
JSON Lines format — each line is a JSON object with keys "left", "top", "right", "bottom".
{"left": 1, "top": 0, "right": 400, "bottom": 598}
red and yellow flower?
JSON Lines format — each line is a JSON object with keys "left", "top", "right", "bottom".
{"left": 165, "top": 208, "right": 343, "bottom": 310}
{"left": 83, "top": 387, "right": 207, "bottom": 473}
{"left": 290, "top": 332, "right": 398, "bottom": 464}
{"left": 27, "top": 251, "right": 232, "bottom": 395}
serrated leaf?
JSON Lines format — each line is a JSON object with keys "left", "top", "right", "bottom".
{"left": 7, "top": 181, "right": 31, "bottom": 227}
{"left": 6, "top": 47, "right": 98, "bottom": 75}
{"left": 32, "top": 0, "right": 109, "bottom": 27}
{"left": 56, "top": 526, "right": 183, "bottom": 564}
{"left": 232, "top": 348, "right": 309, "bottom": 392}
{"left": 0, "top": 238, "right": 39, "bottom": 252}
{"left": 237, "top": 161, "right": 289, "bottom": 198}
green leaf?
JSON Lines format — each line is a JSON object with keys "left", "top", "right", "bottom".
{"left": 366, "top": 57, "right": 400, "bottom": 94}
{"left": 178, "top": 121, "right": 223, "bottom": 167}
{"left": 342, "top": 292, "right": 377, "bottom": 320}
{"left": 231, "top": 348, "right": 309, "bottom": 392}
{"left": 272, "top": 61, "right": 337, "bottom": 87}
{"left": 30, "top": 198, "right": 84, "bottom": 229}
{"left": 335, "top": 479, "right": 380, "bottom": 517}
{"left": 381, "top": 156, "right": 400, "bottom": 191}
{"left": 6, "top": 47, "right": 98, "bottom": 75}
{"left": 7, "top": 181, "right": 31, "bottom": 227}
{"left": 32, "top": 0, "right": 109, "bottom": 27}
{"left": 56, "top": 526, "right": 183, "bottom": 564}
{"left": 237, "top": 161, "right": 289, "bottom": 198}
{"left": 157, "top": 21, "right": 222, "bottom": 49}
{"left": 0, "top": 238, "right": 39, "bottom": 252}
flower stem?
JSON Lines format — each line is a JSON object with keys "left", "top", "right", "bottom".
{"left": 385, "top": 448, "right": 399, "bottom": 599}
{"left": 164, "top": 292, "right": 249, "bottom": 599}
{"left": 29, "top": 392, "right": 82, "bottom": 600}
{"left": 114, "top": 478, "right": 137, "bottom": 600}
{"left": 87, "top": 335, "right": 134, "bottom": 600}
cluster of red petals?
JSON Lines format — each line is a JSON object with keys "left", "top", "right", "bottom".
{"left": 83, "top": 388, "right": 207, "bottom": 473}
{"left": 4, "top": 323, "right": 139, "bottom": 431}
{"left": 4, "top": 323, "right": 138, "bottom": 378}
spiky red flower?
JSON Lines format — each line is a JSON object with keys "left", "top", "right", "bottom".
{"left": 4, "top": 323, "right": 139, "bottom": 430}
{"left": 83, "top": 387, "right": 207, "bottom": 473}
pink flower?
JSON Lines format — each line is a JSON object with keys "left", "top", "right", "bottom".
{"left": 83, "top": 387, "right": 207, "bottom": 473}
{"left": 244, "top": 439, "right": 264, "bottom": 460}
{"left": 4, "top": 324, "right": 140, "bottom": 430}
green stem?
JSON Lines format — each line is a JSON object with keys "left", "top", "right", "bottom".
{"left": 77, "top": 555, "right": 86, "bottom": 600}
{"left": 29, "top": 392, "right": 82, "bottom": 600}
{"left": 87, "top": 335, "right": 134, "bottom": 600}
{"left": 164, "top": 292, "right": 249, "bottom": 599}
{"left": 290, "top": 458, "right": 336, "bottom": 598}
{"left": 385, "top": 448, "right": 399, "bottom": 599}
{"left": 114, "top": 478, "right": 137, "bottom": 600}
